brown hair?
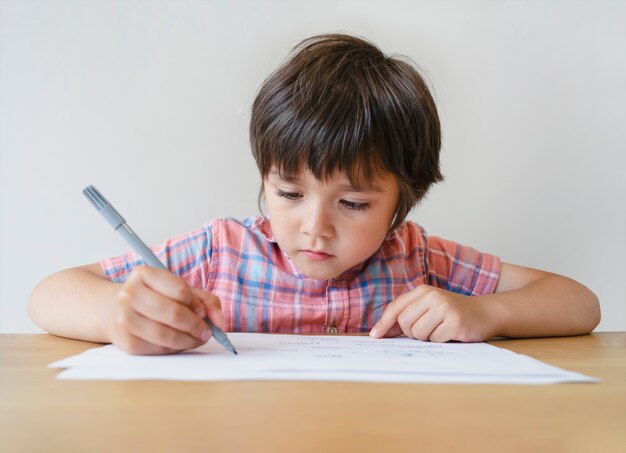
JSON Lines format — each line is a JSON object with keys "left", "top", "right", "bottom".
{"left": 250, "top": 33, "right": 443, "bottom": 231}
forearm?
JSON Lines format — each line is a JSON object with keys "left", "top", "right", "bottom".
{"left": 485, "top": 274, "right": 601, "bottom": 338}
{"left": 27, "top": 266, "right": 120, "bottom": 343}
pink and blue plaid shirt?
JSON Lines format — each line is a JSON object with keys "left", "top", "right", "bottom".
{"left": 101, "top": 217, "right": 501, "bottom": 334}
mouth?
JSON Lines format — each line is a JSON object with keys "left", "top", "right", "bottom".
{"left": 301, "top": 249, "right": 333, "bottom": 261}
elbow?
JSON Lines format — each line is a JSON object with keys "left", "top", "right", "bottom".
{"left": 587, "top": 290, "right": 601, "bottom": 333}
{"left": 26, "top": 278, "right": 45, "bottom": 327}
{"left": 27, "top": 274, "right": 57, "bottom": 330}
{"left": 578, "top": 283, "right": 601, "bottom": 335}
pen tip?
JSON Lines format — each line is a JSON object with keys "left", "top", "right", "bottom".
{"left": 233, "top": 350, "right": 238, "bottom": 355}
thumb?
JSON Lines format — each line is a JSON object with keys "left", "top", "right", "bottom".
{"left": 189, "top": 287, "right": 227, "bottom": 331}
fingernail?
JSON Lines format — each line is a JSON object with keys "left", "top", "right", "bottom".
{"left": 200, "top": 329, "right": 211, "bottom": 341}
{"left": 370, "top": 327, "right": 378, "bottom": 338}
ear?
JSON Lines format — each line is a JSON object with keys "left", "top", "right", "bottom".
{"left": 257, "top": 184, "right": 267, "bottom": 216}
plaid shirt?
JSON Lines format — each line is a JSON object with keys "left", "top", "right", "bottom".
{"left": 101, "top": 217, "right": 501, "bottom": 334}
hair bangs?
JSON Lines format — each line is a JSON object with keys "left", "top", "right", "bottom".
{"left": 264, "top": 105, "right": 388, "bottom": 191}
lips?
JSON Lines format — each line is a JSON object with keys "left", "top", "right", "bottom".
{"left": 302, "top": 249, "right": 333, "bottom": 261}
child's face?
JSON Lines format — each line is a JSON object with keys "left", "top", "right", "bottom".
{"left": 264, "top": 165, "right": 400, "bottom": 280}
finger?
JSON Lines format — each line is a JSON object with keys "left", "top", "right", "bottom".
{"left": 428, "top": 322, "right": 453, "bottom": 343}
{"left": 117, "top": 332, "right": 179, "bottom": 355}
{"left": 370, "top": 292, "right": 417, "bottom": 338}
{"left": 381, "top": 322, "right": 404, "bottom": 338}
{"left": 409, "top": 309, "right": 445, "bottom": 341}
{"left": 396, "top": 300, "right": 431, "bottom": 338}
{"left": 371, "top": 286, "right": 433, "bottom": 338}
{"left": 124, "top": 308, "right": 205, "bottom": 351}
{"left": 131, "top": 284, "right": 211, "bottom": 341}
{"left": 130, "top": 266, "right": 205, "bottom": 316}
{"left": 190, "top": 287, "right": 227, "bottom": 331}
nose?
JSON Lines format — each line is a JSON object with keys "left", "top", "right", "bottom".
{"left": 300, "top": 200, "right": 334, "bottom": 239}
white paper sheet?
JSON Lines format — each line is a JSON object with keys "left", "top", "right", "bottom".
{"left": 49, "top": 333, "right": 598, "bottom": 384}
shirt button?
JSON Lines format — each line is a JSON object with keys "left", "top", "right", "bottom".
{"left": 326, "top": 325, "right": 338, "bottom": 334}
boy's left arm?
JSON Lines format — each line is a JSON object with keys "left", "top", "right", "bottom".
{"left": 370, "top": 263, "right": 601, "bottom": 342}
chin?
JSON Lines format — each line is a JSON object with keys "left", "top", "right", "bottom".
{"left": 301, "top": 270, "right": 336, "bottom": 280}
{"left": 297, "top": 264, "right": 339, "bottom": 281}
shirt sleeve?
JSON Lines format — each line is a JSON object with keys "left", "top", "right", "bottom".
{"left": 99, "top": 223, "right": 214, "bottom": 290}
{"left": 423, "top": 232, "right": 501, "bottom": 296}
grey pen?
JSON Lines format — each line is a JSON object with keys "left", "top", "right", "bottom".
{"left": 83, "top": 185, "right": 237, "bottom": 355}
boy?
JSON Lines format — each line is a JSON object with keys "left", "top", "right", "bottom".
{"left": 28, "top": 34, "right": 600, "bottom": 355}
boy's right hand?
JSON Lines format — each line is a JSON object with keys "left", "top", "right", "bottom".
{"left": 103, "top": 266, "right": 226, "bottom": 355}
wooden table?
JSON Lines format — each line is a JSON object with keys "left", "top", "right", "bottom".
{"left": 1, "top": 333, "right": 625, "bottom": 453}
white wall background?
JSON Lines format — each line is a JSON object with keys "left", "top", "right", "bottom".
{"left": 1, "top": 0, "right": 624, "bottom": 333}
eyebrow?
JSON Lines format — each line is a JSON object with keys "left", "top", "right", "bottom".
{"left": 268, "top": 171, "right": 384, "bottom": 193}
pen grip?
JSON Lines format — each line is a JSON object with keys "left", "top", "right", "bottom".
{"left": 118, "top": 224, "right": 233, "bottom": 351}
{"left": 207, "top": 318, "right": 229, "bottom": 343}
{"left": 84, "top": 185, "right": 236, "bottom": 354}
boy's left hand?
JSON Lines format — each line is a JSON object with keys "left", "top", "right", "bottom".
{"left": 370, "top": 285, "right": 500, "bottom": 342}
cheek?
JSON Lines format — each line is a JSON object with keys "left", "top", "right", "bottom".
{"left": 265, "top": 193, "right": 286, "bottom": 219}
{"left": 265, "top": 199, "right": 298, "bottom": 237}
{"left": 344, "top": 220, "right": 388, "bottom": 251}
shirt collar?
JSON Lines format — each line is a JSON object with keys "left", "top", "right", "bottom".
{"left": 255, "top": 216, "right": 277, "bottom": 243}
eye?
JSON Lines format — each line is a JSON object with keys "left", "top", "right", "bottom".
{"left": 340, "top": 199, "right": 370, "bottom": 211}
{"left": 276, "top": 189, "right": 302, "bottom": 200}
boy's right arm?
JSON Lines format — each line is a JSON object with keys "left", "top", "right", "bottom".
{"left": 27, "top": 264, "right": 225, "bottom": 355}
